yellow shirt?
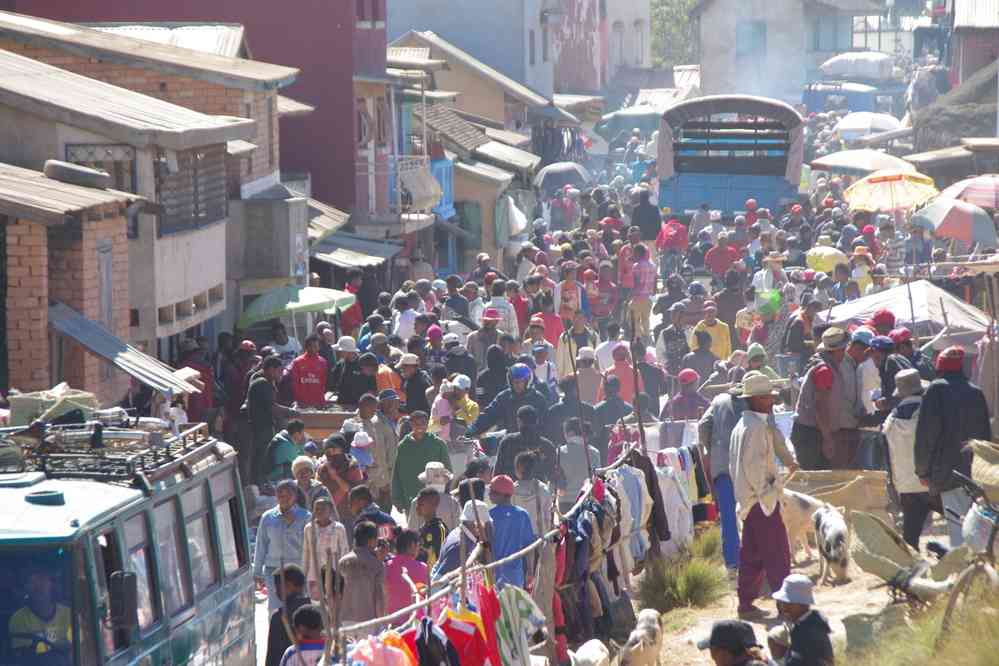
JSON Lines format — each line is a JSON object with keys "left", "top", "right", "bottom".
{"left": 689, "top": 320, "right": 732, "bottom": 362}
{"left": 9, "top": 604, "right": 72, "bottom": 651}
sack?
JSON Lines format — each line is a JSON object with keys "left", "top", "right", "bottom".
{"left": 606, "top": 592, "right": 637, "bottom": 643}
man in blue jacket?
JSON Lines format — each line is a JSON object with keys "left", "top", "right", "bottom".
{"left": 466, "top": 363, "right": 549, "bottom": 437}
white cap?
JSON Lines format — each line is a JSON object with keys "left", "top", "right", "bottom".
{"left": 341, "top": 420, "right": 361, "bottom": 434}
{"left": 352, "top": 431, "right": 372, "bottom": 448}
{"left": 576, "top": 346, "right": 596, "bottom": 361}
{"left": 333, "top": 336, "right": 358, "bottom": 353}
{"left": 452, "top": 374, "right": 472, "bottom": 391}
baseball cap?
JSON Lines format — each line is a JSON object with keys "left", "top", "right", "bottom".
{"left": 488, "top": 474, "right": 515, "bottom": 496}
{"left": 377, "top": 389, "right": 399, "bottom": 401}
{"left": 678, "top": 368, "right": 700, "bottom": 385}
{"left": 870, "top": 335, "right": 895, "bottom": 351}
{"left": 888, "top": 327, "right": 912, "bottom": 345}
{"left": 850, "top": 327, "right": 874, "bottom": 347}
{"left": 443, "top": 332, "right": 460, "bottom": 347}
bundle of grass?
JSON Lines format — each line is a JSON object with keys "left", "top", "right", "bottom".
{"left": 637, "top": 554, "right": 727, "bottom": 614}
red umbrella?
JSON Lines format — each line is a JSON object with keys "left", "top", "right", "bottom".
{"left": 941, "top": 174, "right": 999, "bottom": 210}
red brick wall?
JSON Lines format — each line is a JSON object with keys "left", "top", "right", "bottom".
{"left": 0, "top": 39, "right": 279, "bottom": 187}
{"left": 47, "top": 208, "right": 130, "bottom": 405}
{"left": 6, "top": 219, "right": 50, "bottom": 392}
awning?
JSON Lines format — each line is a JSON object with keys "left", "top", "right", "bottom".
{"left": 472, "top": 140, "right": 541, "bottom": 174}
{"left": 47, "top": 302, "right": 200, "bottom": 396}
{"left": 226, "top": 139, "right": 257, "bottom": 156}
{"left": 307, "top": 198, "right": 350, "bottom": 245}
{"left": 311, "top": 232, "right": 404, "bottom": 269}
{"left": 276, "top": 95, "right": 315, "bottom": 118}
{"left": 399, "top": 165, "right": 443, "bottom": 211}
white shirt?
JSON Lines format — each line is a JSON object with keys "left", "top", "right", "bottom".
{"left": 595, "top": 339, "right": 621, "bottom": 373}
{"left": 857, "top": 358, "right": 881, "bottom": 415}
{"left": 730, "top": 411, "right": 783, "bottom": 520}
{"left": 393, "top": 309, "right": 416, "bottom": 341}
{"left": 271, "top": 337, "right": 302, "bottom": 367}
{"left": 882, "top": 397, "right": 924, "bottom": 493}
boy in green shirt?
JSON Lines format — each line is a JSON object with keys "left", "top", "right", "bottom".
{"left": 391, "top": 411, "right": 451, "bottom": 512}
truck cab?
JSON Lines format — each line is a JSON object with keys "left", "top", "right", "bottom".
{"left": 802, "top": 80, "right": 907, "bottom": 117}
{"left": 0, "top": 424, "right": 253, "bottom": 666}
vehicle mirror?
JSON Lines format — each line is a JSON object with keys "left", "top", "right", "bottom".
{"left": 108, "top": 571, "right": 138, "bottom": 630}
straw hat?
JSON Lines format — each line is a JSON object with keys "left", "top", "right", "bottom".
{"left": 817, "top": 327, "right": 849, "bottom": 352}
{"left": 763, "top": 251, "right": 786, "bottom": 263}
{"left": 730, "top": 371, "right": 779, "bottom": 398}
{"left": 851, "top": 246, "right": 874, "bottom": 263}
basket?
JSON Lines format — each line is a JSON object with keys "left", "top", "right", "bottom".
{"left": 968, "top": 439, "right": 999, "bottom": 499}
{"left": 962, "top": 503, "right": 999, "bottom": 559}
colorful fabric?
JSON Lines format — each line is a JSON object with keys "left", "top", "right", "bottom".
{"left": 439, "top": 609, "right": 494, "bottom": 666}
{"left": 632, "top": 259, "right": 658, "bottom": 299}
{"left": 496, "top": 586, "right": 548, "bottom": 666}
{"left": 347, "top": 636, "right": 411, "bottom": 666}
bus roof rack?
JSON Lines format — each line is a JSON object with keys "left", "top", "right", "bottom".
{"left": 15, "top": 423, "right": 231, "bottom": 491}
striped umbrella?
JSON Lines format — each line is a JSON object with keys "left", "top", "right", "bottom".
{"left": 911, "top": 198, "right": 999, "bottom": 247}
{"left": 843, "top": 169, "right": 938, "bottom": 212}
{"left": 940, "top": 174, "right": 999, "bottom": 210}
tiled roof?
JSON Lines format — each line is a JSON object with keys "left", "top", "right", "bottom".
{"left": 412, "top": 103, "right": 490, "bottom": 154}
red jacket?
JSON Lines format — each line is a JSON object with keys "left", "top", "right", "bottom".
{"left": 340, "top": 284, "right": 363, "bottom": 333}
{"left": 656, "top": 219, "right": 689, "bottom": 252}
{"left": 179, "top": 354, "right": 213, "bottom": 423}
{"left": 289, "top": 352, "right": 329, "bottom": 407}
{"left": 704, "top": 245, "right": 740, "bottom": 276}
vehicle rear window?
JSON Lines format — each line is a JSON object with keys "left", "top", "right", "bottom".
{"left": 154, "top": 500, "right": 192, "bottom": 615}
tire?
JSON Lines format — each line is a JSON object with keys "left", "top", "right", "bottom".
{"left": 939, "top": 561, "right": 999, "bottom": 647}
{"left": 43, "top": 160, "right": 112, "bottom": 190}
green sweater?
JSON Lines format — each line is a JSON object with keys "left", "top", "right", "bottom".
{"left": 391, "top": 433, "right": 452, "bottom": 511}
{"left": 266, "top": 430, "right": 304, "bottom": 482}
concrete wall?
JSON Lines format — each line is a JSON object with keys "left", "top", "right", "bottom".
{"left": 389, "top": 0, "right": 529, "bottom": 87}
{"left": 454, "top": 170, "right": 503, "bottom": 268}
{"left": 605, "top": 0, "right": 651, "bottom": 78}
{"left": 698, "top": 0, "right": 806, "bottom": 103}
{"left": 522, "top": 0, "right": 554, "bottom": 96}
{"left": 553, "top": 0, "right": 604, "bottom": 94}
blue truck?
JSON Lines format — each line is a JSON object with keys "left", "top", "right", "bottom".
{"left": 657, "top": 95, "right": 804, "bottom": 217}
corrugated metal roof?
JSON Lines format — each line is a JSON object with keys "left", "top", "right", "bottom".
{"left": 954, "top": 0, "right": 999, "bottom": 29}
{"left": 48, "top": 302, "right": 200, "bottom": 396}
{"left": 903, "top": 145, "right": 973, "bottom": 165}
{"left": 479, "top": 126, "right": 532, "bottom": 148}
{"left": 413, "top": 104, "right": 490, "bottom": 154}
{"left": 0, "top": 162, "right": 135, "bottom": 226}
{"left": 633, "top": 87, "right": 696, "bottom": 111}
{"left": 387, "top": 46, "right": 448, "bottom": 71}
{"left": 400, "top": 88, "right": 460, "bottom": 102}
{"left": 89, "top": 23, "right": 247, "bottom": 57}
{"left": 454, "top": 160, "right": 514, "bottom": 187}
{"left": 473, "top": 140, "right": 541, "bottom": 173}
{"left": 311, "top": 232, "right": 403, "bottom": 269}
{"left": 276, "top": 95, "right": 315, "bottom": 118}
{"left": 0, "top": 11, "right": 296, "bottom": 90}
{"left": 226, "top": 139, "right": 257, "bottom": 156}
{"left": 307, "top": 198, "right": 350, "bottom": 244}
{"left": 0, "top": 49, "right": 255, "bottom": 150}
{"left": 395, "top": 30, "right": 549, "bottom": 107}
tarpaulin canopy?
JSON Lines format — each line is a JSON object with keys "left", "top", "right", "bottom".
{"left": 48, "top": 302, "right": 200, "bottom": 396}
{"left": 238, "top": 285, "right": 356, "bottom": 328}
{"left": 811, "top": 149, "right": 916, "bottom": 175}
{"left": 814, "top": 280, "right": 991, "bottom": 341}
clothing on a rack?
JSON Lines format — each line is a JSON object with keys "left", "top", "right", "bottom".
{"left": 496, "top": 586, "right": 548, "bottom": 666}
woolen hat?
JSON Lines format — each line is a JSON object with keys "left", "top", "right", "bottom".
{"left": 936, "top": 345, "right": 965, "bottom": 372}
{"left": 772, "top": 573, "right": 816, "bottom": 606}
{"left": 482, "top": 308, "right": 502, "bottom": 322}
{"left": 489, "top": 474, "right": 516, "bottom": 496}
{"left": 678, "top": 369, "right": 700, "bottom": 385}
{"left": 888, "top": 327, "right": 912, "bottom": 345}
{"left": 697, "top": 620, "right": 760, "bottom": 652}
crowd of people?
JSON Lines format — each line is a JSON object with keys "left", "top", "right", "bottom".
{"left": 133, "top": 162, "right": 998, "bottom": 665}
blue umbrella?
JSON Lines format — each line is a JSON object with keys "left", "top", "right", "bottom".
{"left": 911, "top": 198, "right": 999, "bottom": 248}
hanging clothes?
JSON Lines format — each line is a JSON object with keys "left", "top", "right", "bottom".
{"left": 657, "top": 466, "right": 694, "bottom": 559}
{"left": 496, "top": 586, "right": 548, "bottom": 666}
{"left": 625, "top": 449, "right": 671, "bottom": 545}
{"left": 476, "top": 582, "right": 504, "bottom": 666}
{"left": 408, "top": 617, "right": 461, "bottom": 666}
{"left": 438, "top": 607, "right": 495, "bottom": 666}
{"left": 347, "top": 636, "right": 412, "bottom": 666}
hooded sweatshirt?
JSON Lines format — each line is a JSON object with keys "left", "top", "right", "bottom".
{"left": 475, "top": 345, "right": 509, "bottom": 410}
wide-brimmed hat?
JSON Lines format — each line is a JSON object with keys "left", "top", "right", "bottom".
{"left": 399, "top": 353, "right": 420, "bottom": 366}
{"left": 817, "top": 326, "right": 848, "bottom": 352}
{"left": 730, "top": 371, "right": 779, "bottom": 398}
{"left": 763, "top": 251, "right": 786, "bottom": 263}
{"left": 772, "top": 573, "right": 816, "bottom": 606}
{"left": 418, "top": 461, "right": 453, "bottom": 486}
{"left": 851, "top": 246, "right": 874, "bottom": 263}
{"left": 333, "top": 336, "right": 358, "bottom": 353}
{"left": 893, "top": 368, "right": 928, "bottom": 398}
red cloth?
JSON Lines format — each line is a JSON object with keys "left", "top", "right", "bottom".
{"left": 542, "top": 313, "right": 564, "bottom": 348}
{"left": 180, "top": 355, "right": 213, "bottom": 422}
{"left": 553, "top": 532, "right": 568, "bottom": 663}
{"left": 340, "top": 284, "right": 363, "bottom": 334}
{"left": 510, "top": 294, "right": 530, "bottom": 334}
{"left": 289, "top": 352, "right": 329, "bottom": 407}
{"left": 656, "top": 219, "right": 689, "bottom": 252}
{"left": 597, "top": 360, "right": 644, "bottom": 405}
{"left": 704, "top": 245, "right": 740, "bottom": 276}
{"left": 812, "top": 364, "right": 834, "bottom": 391}
{"left": 439, "top": 612, "right": 493, "bottom": 666}
{"left": 590, "top": 279, "right": 620, "bottom": 318}
{"left": 475, "top": 583, "right": 503, "bottom": 666}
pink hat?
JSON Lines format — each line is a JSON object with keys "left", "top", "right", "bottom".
{"left": 482, "top": 308, "right": 501, "bottom": 322}
{"left": 678, "top": 368, "right": 700, "bottom": 385}
{"left": 427, "top": 324, "right": 443, "bottom": 340}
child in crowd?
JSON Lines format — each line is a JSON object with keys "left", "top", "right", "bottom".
{"left": 278, "top": 604, "right": 325, "bottom": 666}
{"left": 414, "top": 488, "right": 449, "bottom": 569}
{"left": 301, "top": 496, "right": 348, "bottom": 603}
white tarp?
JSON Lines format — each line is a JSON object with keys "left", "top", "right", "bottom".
{"left": 820, "top": 51, "right": 894, "bottom": 81}
{"left": 815, "top": 279, "right": 992, "bottom": 340}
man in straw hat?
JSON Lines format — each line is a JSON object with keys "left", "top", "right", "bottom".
{"left": 883, "top": 368, "right": 933, "bottom": 549}
{"left": 751, "top": 250, "right": 788, "bottom": 310}
{"left": 915, "top": 346, "right": 992, "bottom": 547}
{"left": 407, "top": 461, "right": 460, "bottom": 532}
{"left": 730, "top": 372, "right": 792, "bottom": 618}
{"left": 792, "top": 327, "right": 855, "bottom": 470}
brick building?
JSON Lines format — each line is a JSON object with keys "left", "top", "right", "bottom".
{"left": 1, "top": 164, "right": 135, "bottom": 403}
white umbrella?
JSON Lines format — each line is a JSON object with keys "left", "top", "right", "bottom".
{"left": 811, "top": 149, "right": 916, "bottom": 175}
{"left": 834, "top": 112, "right": 902, "bottom": 141}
